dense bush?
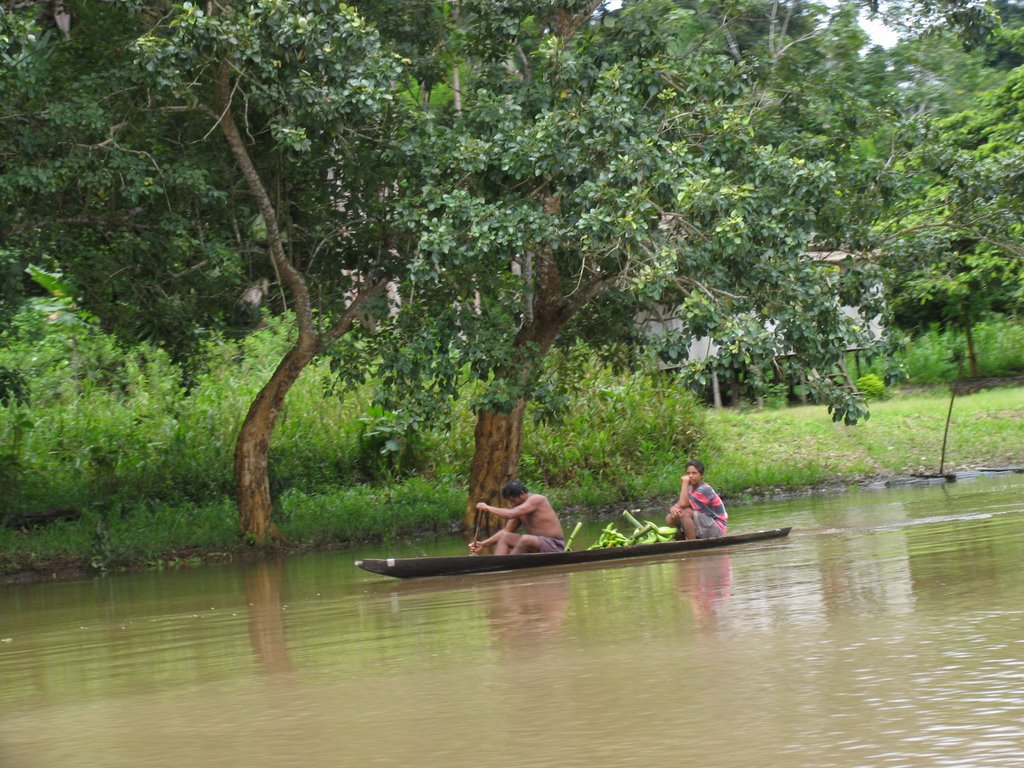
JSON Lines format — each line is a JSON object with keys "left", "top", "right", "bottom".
{"left": 2, "top": 309, "right": 1022, "bottom": 574}
{"left": 856, "top": 373, "right": 886, "bottom": 400}
{"left": 3, "top": 305, "right": 1022, "bottom": 573}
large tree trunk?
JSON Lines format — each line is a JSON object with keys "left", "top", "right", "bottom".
{"left": 213, "top": 49, "right": 389, "bottom": 542}
{"left": 235, "top": 342, "right": 319, "bottom": 542}
{"left": 463, "top": 400, "right": 526, "bottom": 533}
{"left": 215, "top": 60, "right": 324, "bottom": 542}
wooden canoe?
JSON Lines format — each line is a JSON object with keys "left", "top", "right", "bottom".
{"left": 355, "top": 526, "right": 792, "bottom": 579}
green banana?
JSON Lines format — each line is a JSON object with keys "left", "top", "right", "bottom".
{"left": 588, "top": 514, "right": 678, "bottom": 549}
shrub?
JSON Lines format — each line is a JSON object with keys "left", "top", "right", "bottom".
{"left": 857, "top": 373, "right": 886, "bottom": 400}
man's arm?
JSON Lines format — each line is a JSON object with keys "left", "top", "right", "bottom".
{"left": 468, "top": 512, "right": 522, "bottom": 554}
{"left": 475, "top": 495, "right": 541, "bottom": 520}
{"left": 673, "top": 475, "right": 692, "bottom": 512}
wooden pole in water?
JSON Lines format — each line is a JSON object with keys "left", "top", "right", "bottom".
{"left": 470, "top": 508, "right": 483, "bottom": 555}
{"left": 940, "top": 352, "right": 965, "bottom": 477}
{"left": 939, "top": 385, "right": 955, "bottom": 476}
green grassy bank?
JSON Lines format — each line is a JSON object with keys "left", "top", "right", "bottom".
{"left": 3, "top": 382, "right": 1022, "bottom": 583}
{"left": 704, "top": 385, "right": 1024, "bottom": 496}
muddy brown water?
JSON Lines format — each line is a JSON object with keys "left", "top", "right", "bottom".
{"left": 2, "top": 473, "right": 1023, "bottom": 768}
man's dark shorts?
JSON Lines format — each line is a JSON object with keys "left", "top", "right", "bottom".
{"left": 537, "top": 536, "right": 566, "bottom": 553}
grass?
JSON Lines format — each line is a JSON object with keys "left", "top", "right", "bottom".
{"left": 862, "top": 318, "right": 1024, "bottom": 385}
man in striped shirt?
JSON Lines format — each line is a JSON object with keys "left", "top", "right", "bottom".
{"left": 665, "top": 459, "right": 727, "bottom": 540}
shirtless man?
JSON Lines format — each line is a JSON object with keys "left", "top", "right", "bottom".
{"left": 469, "top": 480, "right": 565, "bottom": 555}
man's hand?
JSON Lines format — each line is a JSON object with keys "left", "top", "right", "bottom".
{"left": 468, "top": 540, "right": 481, "bottom": 555}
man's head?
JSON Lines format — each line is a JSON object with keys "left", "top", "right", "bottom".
{"left": 685, "top": 460, "right": 705, "bottom": 484}
{"left": 501, "top": 479, "right": 529, "bottom": 500}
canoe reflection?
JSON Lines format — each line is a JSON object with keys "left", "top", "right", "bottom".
{"left": 676, "top": 554, "right": 732, "bottom": 627}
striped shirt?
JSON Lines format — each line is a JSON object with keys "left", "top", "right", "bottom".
{"left": 689, "top": 482, "right": 728, "bottom": 534}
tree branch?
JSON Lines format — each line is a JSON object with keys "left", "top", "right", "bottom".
{"left": 213, "top": 59, "right": 317, "bottom": 346}
{"left": 323, "top": 277, "right": 391, "bottom": 343}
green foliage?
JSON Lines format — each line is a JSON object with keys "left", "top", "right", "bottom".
{"left": 856, "top": 373, "right": 887, "bottom": 400}
{"left": 0, "top": 365, "right": 28, "bottom": 409}
{"left": 3, "top": 0, "right": 1023, "bottom": 573}
{"left": 380, "top": 0, "right": 908, "bottom": 430}
{"left": 881, "top": 50, "right": 1024, "bottom": 350}
{"left": 896, "top": 317, "right": 1024, "bottom": 383}
{"left": 0, "top": 311, "right": 703, "bottom": 515}
{"left": 0, "top": 1, "right": 252, "bottom": 361}
{"left": 276, "top": 479, "right": 464, "bottom": 548}
{"left": 762, "top": 384, "right": 791, "bottom": 410}
{"left": 2, "top": 311, "right": 1023, "bottom": 574}
{"left": 354, "top": 406, "right": 429, "bottom": 482}
{"left": 521, "top": 354, "right": 706, "bottom": 497}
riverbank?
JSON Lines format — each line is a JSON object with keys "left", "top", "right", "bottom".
{"left": 560, "top": 383, "right": 1024, "bottom": 517}
{"left": 706, "top": 383, "right": 1024, "bottom": 499}
{"left": 3, "top": 383, "right": 1022, "bottom": 585}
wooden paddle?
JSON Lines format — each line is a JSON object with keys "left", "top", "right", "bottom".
{"left": 470, "top": 508, "right": 483, "bottom": 555}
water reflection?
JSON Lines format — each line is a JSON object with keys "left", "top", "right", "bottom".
{"left": 482, "top": 573, "right": 570, "bottom": 653}
{"left": 675, "top": 553, "right": 732, "bottom": 628}
{"left": 243, "top": 558, "right": 292, "bottom": 676}
{"left": 2, "top": 473, "right": 1024, "bottom": 768}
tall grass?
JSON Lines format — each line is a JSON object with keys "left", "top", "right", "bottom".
{"left": 894, "top": 317, "right": 1024, "bottom": 384}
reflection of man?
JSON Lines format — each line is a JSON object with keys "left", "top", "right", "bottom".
{"left": 469, "top": 480, "right": 565, "bottom": 555}
{"left": 487, "top": 574, "right": 571, "bottom": 644}
{"left": 677, "top": 554, "right": 733, "bottom": 627}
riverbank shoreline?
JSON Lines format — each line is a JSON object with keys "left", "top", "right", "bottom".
{"left": 4, "top": 383, "right": 1023, "bottom": 586}
{"left": 564, "top": 463, "right": 1024, "bottom": 518}
{"left": 6, "top": 462, "right": 1023, "bottom": 587}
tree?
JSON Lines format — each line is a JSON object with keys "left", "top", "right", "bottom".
{"left": 880, "top": 41, "right": 1024, "bottom": 376}
{"left": 135, "top": 0, "right": 420, "bottom": 541}
{"left": 1, "top": 1, "right": 248, "bottom": 361}
{"left": 2, "top": 0, "right": 409, "bottom": 541}
{"left": 379, "top": 0, "right": 895, "bottom": 529}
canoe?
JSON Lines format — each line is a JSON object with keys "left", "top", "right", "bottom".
{"left": 355, "top": 526, "right": 792, "bottom": 579}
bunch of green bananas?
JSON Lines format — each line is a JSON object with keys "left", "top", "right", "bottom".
{"left": 586, "top": 511, "right": 679, "bottom": 549}
{"left": 587, "top": 524, "right": 631, "bottom": 549}
{"left": 628, "top": 523, "right": 678, "bottom": 544}
{"left": 622, "top": 509, "right": 678, "bottom": 545}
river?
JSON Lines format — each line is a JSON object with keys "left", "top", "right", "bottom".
{"left": 2, "top": 472, "right": 1023, "bottom": 768}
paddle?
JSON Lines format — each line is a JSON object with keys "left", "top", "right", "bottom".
{"left": 470, "top": 508, "right": 483, "bottom": 555}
